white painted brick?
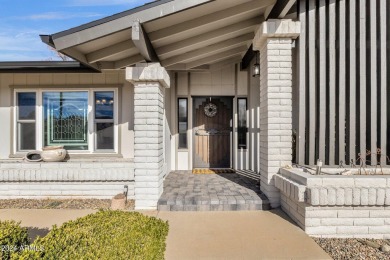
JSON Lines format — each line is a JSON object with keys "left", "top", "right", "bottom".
{"left": 352, "top": 188, "right": 361, "bottom": 205}
{"left": 369, "top": 226, "right": 390, "bottom": 234}
{"left": 306, "top": 226, "right": 337, "bottom": 235}
{"left": 344, "top": 188, "right": 353, "bottom": 206}
{"left": 355, "top": 178, "right": 387, "bottom": 187}
{"left": 355, "top": 218, "right": 384, "bottom": 226}
{"left": 368, "top": 188, "right": 377, "bottom": 206}
{"left": 338, "top": 210, "right": 369, "bottom": 218}
{"left": 337, "top": 226, "right": 368, "bottom": 235}
{"left": 360, "top": 188, "right": 369, "bottom": 205}
{"left": 327, "top": 187, "right": 336, "bottom": 206}
{"left": 321, "top": 218, "right": 354, "bottom": 226}
{"left": 306, "top": 210, "right": 337, "bottom": 218}
{"left": 385, "top": 189, "right": 390, "bottom": 205}
{"left": 370, "top": 210, "right": 390, "bottom": 218}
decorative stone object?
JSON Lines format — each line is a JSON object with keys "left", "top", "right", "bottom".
{"left": 41, "top": 146, "right": 67, "bottom": 162}
{"left": 24, "top": 151, "right": 43, "bottom": 162}
{"left": 111, "top": 193, "right": 127, "bottom": 210}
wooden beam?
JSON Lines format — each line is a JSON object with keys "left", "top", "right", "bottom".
{"left": 163, "top": 64, "right": 209, "bottom": 71}
{"left": 185, "top": 45, "right": 247, "bottom": 69}
{"left": 329, "top": 0, "right": 336, "bottom": 165}
{"left": 210, "top": 56, "right": 242, "bottom": 71}
{"left": 240, "top": 44, "right": 254, "bottom": 70}
{"left": 370, "top": 0, "right": 377, "bottom": 165}
{"left": 52, "top": 0, "right": 213, "bottom": 50}
{"left": 61, "top": 48, "right": 100, "bottom": 71}
{"left": 349, "top": 0, "right": 356, "bottom": 164}
{"left": 359, "top": 0, "right": 367, "bottom": 162}
{"left": 86, "top": 40, "right": 135, "bottom": 63}
{"left": 114, "top": 54, "right": 144, "bottom": 69}
{"left": 132, "top": 20, "right": 159, "bottom": 62}
{"left": 318, "top": 0, "right": 326, "bottom": 163}
{"left": 297, "top": 0, "right": 306, "bottom": 165}
{"left": 267, "top": 0, "right": 297, "bottom": 19}
{"left": 161, "top": 33, "right": 253, "bottom": 67}
{"left": 149, "top": 0, "right": 273, "bottom": 43}
{"left": 308, "top": 0, "right": 316, "bottom": 165}
{"left": 380, "top": 0, "right": 387, "bottom": 165}
{"left": 339, "top": 0, "right": 346, "bottom": 164}
{"left": 157, "top": 17, "right": 261, "bottom": 60}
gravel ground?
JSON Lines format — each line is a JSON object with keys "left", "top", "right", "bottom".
{"left": 313, "top": 238, "right": 390, "bottom": 260}
{"left": 0, "top": 199, "right": 135, "bottom": 210}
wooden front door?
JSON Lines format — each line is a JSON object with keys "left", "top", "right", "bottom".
{"left": 193, "top": 97, "right": 232, "bottom": 168}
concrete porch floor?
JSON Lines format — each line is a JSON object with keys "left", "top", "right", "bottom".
{"left": 158, "top": 171, "right": 270, "bottom": 211}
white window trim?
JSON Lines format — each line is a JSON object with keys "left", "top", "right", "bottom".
{"left": 14, "top": 88, "right": 119, "bottom": 155}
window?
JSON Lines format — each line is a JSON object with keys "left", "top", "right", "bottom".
{"left": 43, "top": 91, "right": 88, "bottom": 150}
{"left": 17, "top": 92, "right": 36, "bottom": 151}
{"left": 178, "top": 98, "right": 188, "bottom": 149}
{"left": 94, "top": 91, "right": 114, "bottom": 150}
{"left": 237, "top": 98, "right": 247, "bottom": 149}
{"left": 15, "top": 89, "right": 117, "bottom": 153}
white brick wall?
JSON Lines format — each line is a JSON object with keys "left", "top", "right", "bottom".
{"left": 127, "top": 64, "right": 170, "bottom": 210}
{"left": 0, "top": 161, "right": 134, "bottom": 199}
{"left": 253, "top": 20, "right": 300, "bottom": 208}
{"left": 277, "top": 168, "right": 390, "bottom": 238}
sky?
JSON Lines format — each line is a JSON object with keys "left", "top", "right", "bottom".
{"left": 0, "top": 0, "right": 154, "bottom": 61}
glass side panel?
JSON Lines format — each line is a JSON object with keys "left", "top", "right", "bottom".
{"left": 19, "top": 122, "right": 36, "bottom": 150}
{"left": 238, "top": 98, "right": 247, "bottom": 149}
{"left": 178, "top": 98, "right": 188, "bottom": 149}
{"left": 43, "top": 92, "right": 88, "bottom": 150}
{"left": 18, "top": 93, "right": 36, "bottom": 120}
{"left": 96, "top": 123, "right": 114, "bottom": 150}
{"left": 95, "top": 92, "right": 114, "bottom": 119}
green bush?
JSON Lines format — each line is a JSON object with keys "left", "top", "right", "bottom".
{"left": 0, "top": 220, "right": 29, "bottom": 260}
{"left": 15, "top": 210, "right": 169, "bottom": 260}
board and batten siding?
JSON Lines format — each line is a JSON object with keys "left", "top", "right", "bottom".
{"left": 296, "top": 0, "right": 389, "bottom": 166}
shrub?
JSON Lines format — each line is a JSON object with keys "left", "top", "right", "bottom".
{"left": 0, "top": 220, "right": 29, "bottom": 260}
{"left": 16, "top": 210, "right": 169, "bottom": 260}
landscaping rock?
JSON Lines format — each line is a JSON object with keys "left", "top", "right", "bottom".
{"left": 381, "top": 244, "right": 390, "bottom": 253}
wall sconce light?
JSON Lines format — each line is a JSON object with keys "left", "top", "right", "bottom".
{"left": 253, "top": 51, "right": 260, "bottom": 77}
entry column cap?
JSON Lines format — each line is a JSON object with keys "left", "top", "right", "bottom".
{"left": 126, "top": 62, "right": 170, "bottom": 88}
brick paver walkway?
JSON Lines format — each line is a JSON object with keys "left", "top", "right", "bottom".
{"left": 158, "top": 171, "right": 270, "bottom": 211}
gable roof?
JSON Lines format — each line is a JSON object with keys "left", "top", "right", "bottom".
{"left": 42, "top": 0, "right": 277, "bottom": 71}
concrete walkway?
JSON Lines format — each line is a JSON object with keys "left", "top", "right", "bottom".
{"left": 0, "top": 209, "right": 330, "bottom": 259}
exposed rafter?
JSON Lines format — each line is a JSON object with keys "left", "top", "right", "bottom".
{"left": 161, "top": 33, "right": 253, "bottom": 67}
{"left": 266, "top": 0, "right": 296, "bottom": 19}
{"left": 241, "top": 0, "right": 297, "bottom": 70}
{"left": 183, "top": 45, "right": 248, "bottom": 69}
{"left": 51, "top": 0, "right": 213, "bottom": 50}
{"left": 132, "top": 20, "right": 159, "bottom": 62}
{"left": 149, "top": 0, "right": 274, "bottom": 44}
{"left": 114, "top": 54, "right": 145, "bottom": 69}
{"left": 156, "top": 17, "right": 262, "bottom": 60}
{"left": 86, "top": 40, "right": 135, "bottom": 63}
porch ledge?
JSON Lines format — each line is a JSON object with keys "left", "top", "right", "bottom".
{"left": 0, "top": 161, "right": 134, "bottom": 182}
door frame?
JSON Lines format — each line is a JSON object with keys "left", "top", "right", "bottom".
{"left": 191, "top": 96, "right": 234, "bottom": 169}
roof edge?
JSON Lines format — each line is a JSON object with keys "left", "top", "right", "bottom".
{"left": 51, "top": 0, "right": 174, "bottom": 40}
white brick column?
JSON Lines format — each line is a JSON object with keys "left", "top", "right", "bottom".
{"left": 253, "top": 19, "right": 300, "bottom": 208}
{"left": 126, "top": 63, "right": 170, "bottom": 209}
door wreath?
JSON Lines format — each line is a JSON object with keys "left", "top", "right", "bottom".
{"left": 204, "top": 103, "right": 217, "bottom": 117}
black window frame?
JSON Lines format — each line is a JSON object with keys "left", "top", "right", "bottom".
{"left": 237, "top": 97, "right": 248, "bottom": 149}
{"left": 177, "top": 98, "right": 188, "bottom": 149}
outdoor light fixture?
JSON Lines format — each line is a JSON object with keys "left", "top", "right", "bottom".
{"left": 253, "top": 51, "right": 260, "bottom": 77}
